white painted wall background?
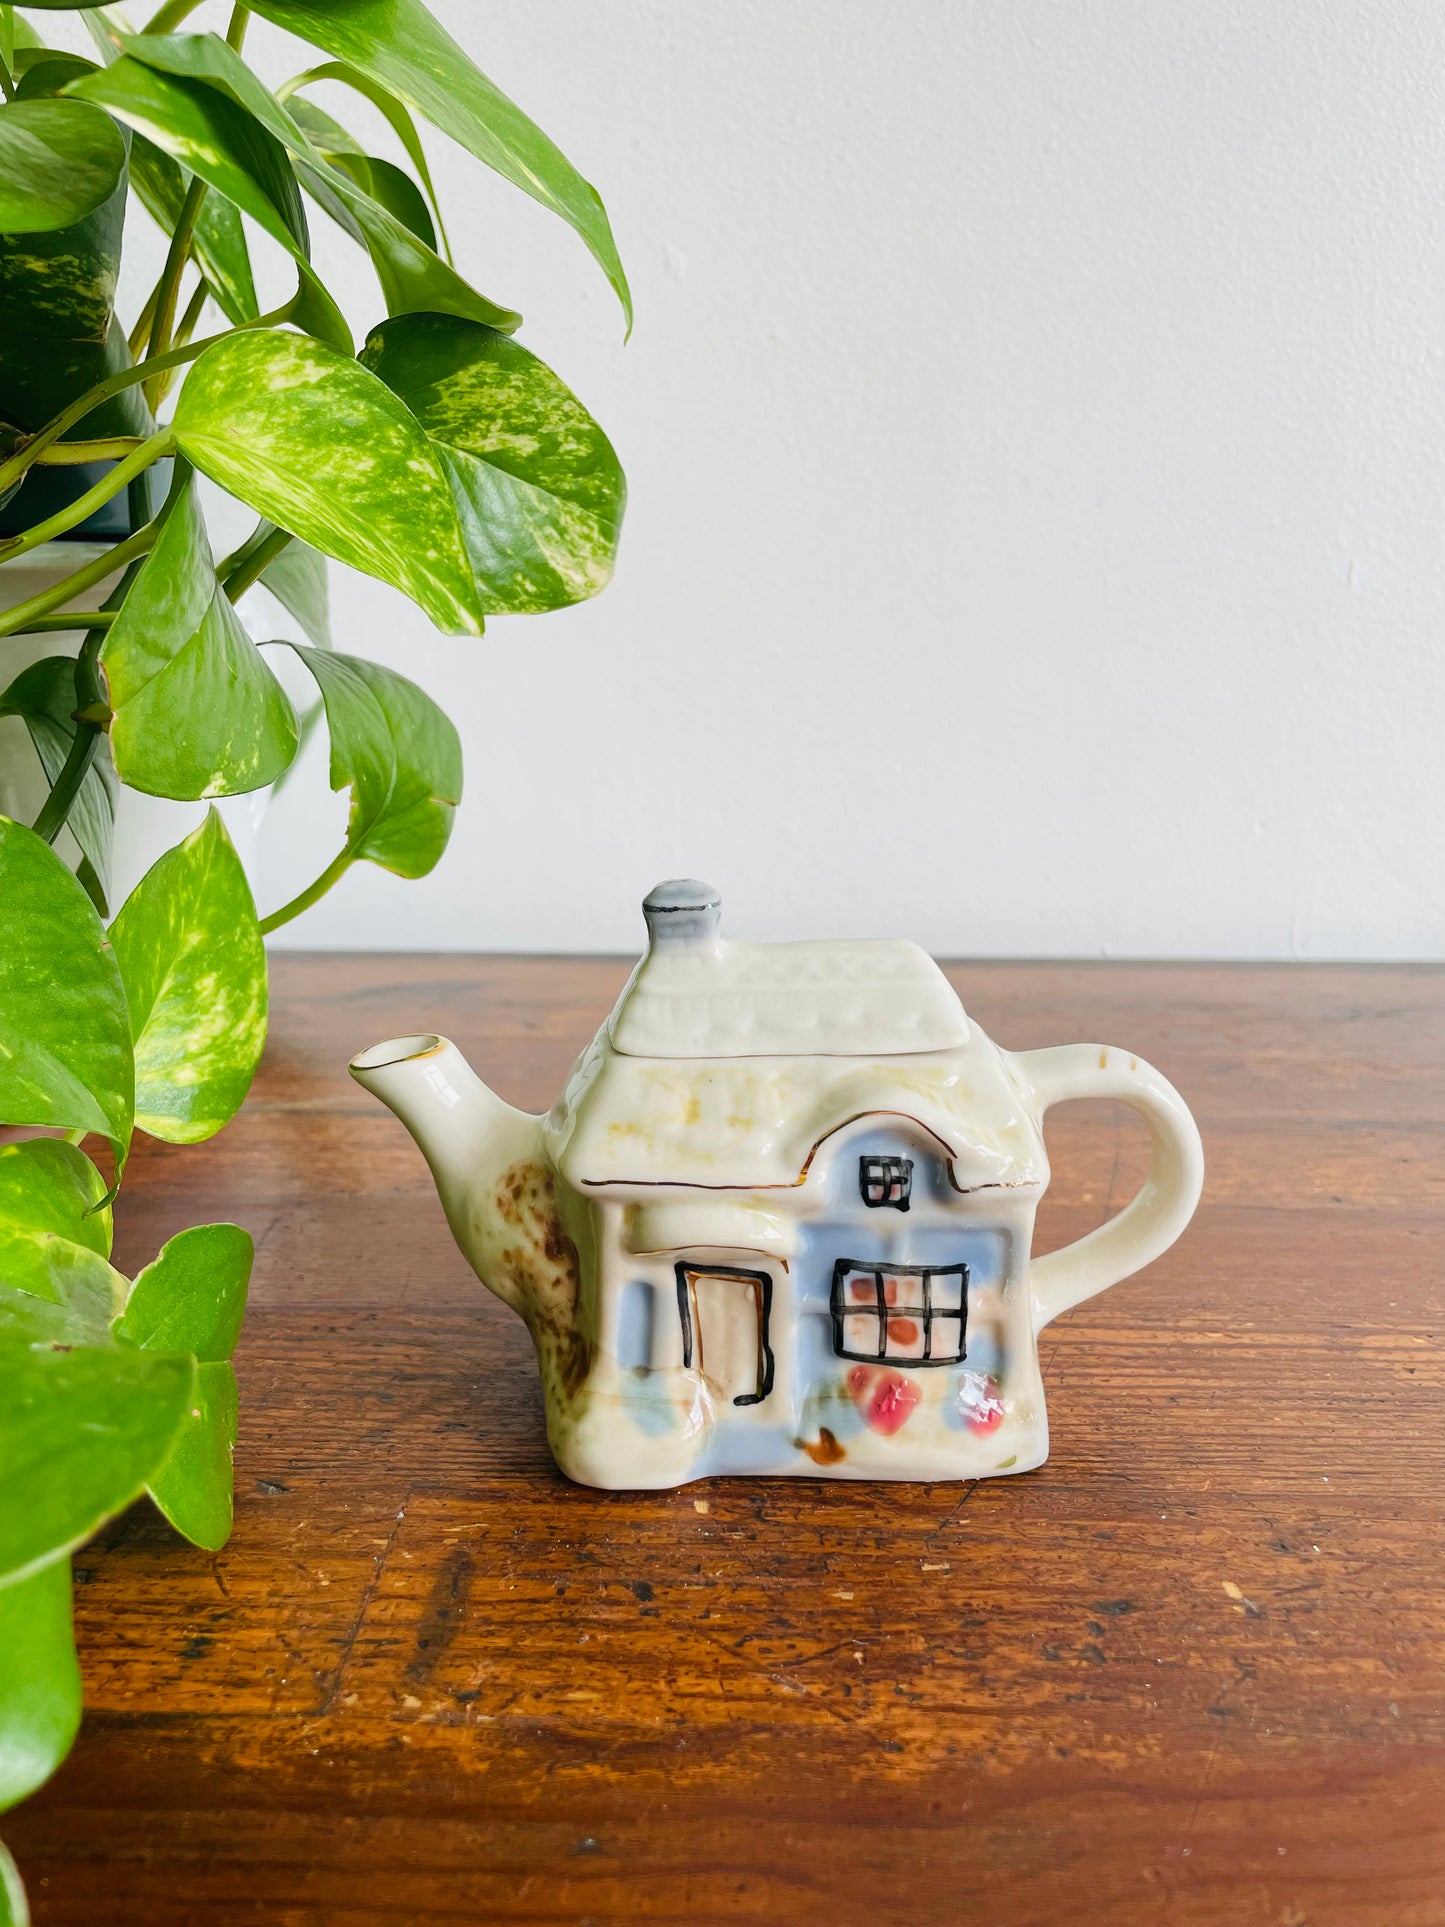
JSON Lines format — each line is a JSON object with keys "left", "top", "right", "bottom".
{"left": 52, "top": 2, "right": 1445, "bottom": 954}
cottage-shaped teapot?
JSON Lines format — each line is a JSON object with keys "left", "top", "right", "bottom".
{"left": 350, "top": 882, "right": 1203, "bottom": 1488}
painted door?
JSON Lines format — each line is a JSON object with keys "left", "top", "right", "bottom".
{"left": 676, "top": 1264, "right": 774, "bottom": 1406}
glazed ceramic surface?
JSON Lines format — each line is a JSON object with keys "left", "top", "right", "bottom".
{"left": 351, "top": 882, "right": 1204, "bottom": 1489}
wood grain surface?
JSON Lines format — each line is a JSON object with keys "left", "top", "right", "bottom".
{"left": 7, "top": 957, "right": 1443, "bottom": 1926}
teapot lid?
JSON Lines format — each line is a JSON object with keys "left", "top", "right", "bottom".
{"left": 608, "top": 880, "right": 968, "bottom": 1060}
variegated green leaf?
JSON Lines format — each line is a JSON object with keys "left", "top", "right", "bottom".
{"left": 245, "top": 0, "right": 630, "bottom": 325}
{"left": 0, "top": 97, "right": 124, "bottom": 232}
{"left": 107, "top": 810, "right": 267, "bottom": 1145}
{"left": 0, "top": 1326, "right": 193, "bottom": 1586}
{"left": 115, "top": 1222, "right": 251, "bottom": 1363}
{"left": 0, "top": 122, "right": 150, "bottom": 453}
{"left": 65, "top": 55, "right": 349, "bottom": 351}
{"left": 113, "top": 32, "right": 518, "bottom": 332}
{"left": 362, "top": 312, "right": 625, "bottom": 613}
{"left": 282, "top": 58, "right": 450, "bottom": 258}
{"left": 0, "top": 655, "right": 117, "bottom": 910}
{"left": 0, "top": 1558, "right": 80, "bottom": 1815}
{"left": 0, "top": 1139, "right": 122, "bottom": 1329}
{"left": 282, "top": 644, "right": 461, "bottom": 878}
{"left": 144, "top": 1360, "right": 237, "bottom": 1549}
{"left": 173, "top": 330, "right": 484, "bottom": 636}
{"left": 12, "top": 52, "right": 98, "bottom": 102}
{"left": 0, "top": 818, "right": 132, "bottom": 1167}
{"left": 102, "top": 473, "right": 298, "bottom": 801}
{"left": 337, "top": 152, "right": 434, "bottom": 248}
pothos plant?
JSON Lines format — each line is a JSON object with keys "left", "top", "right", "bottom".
{"left": 0, "top": 0, "right": 626, "bottom": 1911}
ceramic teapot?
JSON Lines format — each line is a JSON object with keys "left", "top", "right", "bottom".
{"left": 351, "top": 881, "right": 1204, "bottom": 1489}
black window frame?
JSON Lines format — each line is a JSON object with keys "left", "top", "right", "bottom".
{"left": 858, "top": 1154, "right": 913, "bottom": 1211}
{"left": 829, "top": 1258, "right": 968, "bottom": 1366}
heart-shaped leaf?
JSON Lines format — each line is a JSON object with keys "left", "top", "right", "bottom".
{"left": 108, "top": 811, "right": 267, "bottom": 1145}
{"left": 115, "top": 1223, "right": 252, "bottom": 1363}
{"left": 0, "top": 818, "right": 132, "bottom": 1167}
{"left": 0, "top": 1140, "right": 122, "bottom": 1328}
{"left": 282, "top": 645, "right": 461, "bottom": 878}
{"left": 0, "top": 1558, "right": 80, "bottom": 1814}
{"left": 173, "top": 330, "right": 484, "bottom": 636}
{"left": 245, "top": 0, "right": 630, "bottom": 326}
{"left": 0, "top": 655, "right": 118, "bottom": 911}
{"left": 144, "top": 1360, "right": 237, "bottom": 1550}
{"left": 0, "top": 97, "right": 125, "bottom": 232}
{"left": 102, "top": 473, "right": 298, "bottom": 801}
{"left": 0, "top": 1321, "right": 193, "bottom": 1585}
{"left": 112, "top": 1226, "right": 251, "bottom": 1552}
{"left": 362, "top": 312, "right": 625, "bottom": 613}
{"left": 65, "top": 56, "right": 349, "bottom": 352}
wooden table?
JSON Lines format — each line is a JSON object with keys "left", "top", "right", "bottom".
{"left": 8, "top": 958, "right": 1443, "bottom": 1925}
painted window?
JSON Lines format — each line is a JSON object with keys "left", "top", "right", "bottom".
{"left": 830, "top": 1260, "right": 967, "bottom": 1365}
{"left": 858, "top": 1155, "right": 912, "bottom": 1211}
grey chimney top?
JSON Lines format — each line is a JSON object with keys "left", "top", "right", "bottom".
{"left": 642, "top": 878, "right": 722, "bottom": 947}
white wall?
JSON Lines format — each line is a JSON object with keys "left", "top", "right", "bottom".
{"left": 65, "top": 4, "right": 1445, "bottom": 953}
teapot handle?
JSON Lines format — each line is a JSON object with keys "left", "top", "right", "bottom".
{"left": 1007, "top": 1044, "right": 1204, "bottom": 1334}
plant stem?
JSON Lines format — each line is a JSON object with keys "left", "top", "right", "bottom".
{"left": 33, "top": 438, "right": 150, "bottom": 467}
{"left": 222, "top": 525, "right": 294, "bottom": 602}
{"left": 0, "top": 434, "right": 173, "bottom": 564}
{"left": 259, "top": 850, "right": 356, "bottom": 936}
{"left": 143, "top": 0, "right": 205, "bottom": 29}
{"left": 146, "top": 176, "right": 208, "bottom": 382}
{"left": 32, "top": 712, "right": 102, "bottom": 844}
{"left": 0, "top": 526, "right": 156, "bottom": 641}
{"left": 4, "top": 610, "right": 118, "bottom": 636}
{"left": 226, "top": 5, "right": 251, "bottom": 52}
{"left": 0, "top": 299, "right": 294, "bottom": 497}
{"left": 28, "top": 555, "right": 140, "bottom": 845}
{"left": 128, "top": 275, "right": 161, "bottom": 357}
{"left": 175, "top": 276, "right": 210, "bottom": 347}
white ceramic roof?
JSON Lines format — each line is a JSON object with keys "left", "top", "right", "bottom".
{"left": 545, "top": 1027, "right": 1048, "bottom": 1194}
{"left": 608, "top": 937, "right": 969, "bottom": 1060}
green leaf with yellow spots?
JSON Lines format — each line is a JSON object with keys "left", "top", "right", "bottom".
{"left": 108, "top": 811, "right": 267, "bottom": 1145}
{"left": 102, "top": 472, "right": 298, "bottom": 801}
{"left": 64, "top": 55, "right": 350, "bottom": 351}
{"left": 112, "top": 31, "right": 517, "bottom": 333}
{"left": 0, "top": 818, "right": 132, "bottom": 1171}
{"left": 0, "top": 1558, "right": 81, "bottom": 1815}
{"left": 280, "top": 644, "right": 461, "bottom": 878}
{"left": 0, "top": 98, "right": 124, "bottom": 232}
{"left": 173, "top": 330, "right": 485, "bottom": 636}
{"left": 244, "top": 0, "right": 630, "bottom": 326}
{"left": 362, "top": 311, "right": 625, "bottom": 613}
{"left": 0, "top": 109, "right": 150, "bottom": 452}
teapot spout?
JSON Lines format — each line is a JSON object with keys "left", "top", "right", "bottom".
{"left": 349, "top": 1033, "right": 544, "bottom": 1315}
